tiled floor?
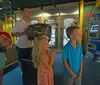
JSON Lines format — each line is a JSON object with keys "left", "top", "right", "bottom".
{"left": 3, "top": 54, "right": 100, "bottom": 85}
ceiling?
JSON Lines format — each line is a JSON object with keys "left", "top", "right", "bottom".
{"left": 0, "top": 0, "right": 96, "bottom": 11}
{"left": 0, "top": 0, "right": 96, "bottom": 16}
{"left": 11, "top": 0, "right": 96, "bottom": 10}
{"left": 11, "top": 0, "right": 79, "bottom": 10}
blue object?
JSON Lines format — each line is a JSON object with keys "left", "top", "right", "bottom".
{"left": 62, "top": 42, "right": 83, "bottom": 76}
{"left": 86, "top": 13, "right": 100, "bottom": 63}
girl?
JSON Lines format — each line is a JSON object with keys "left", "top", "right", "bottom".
{"left": 32, "top": 35, "right": 56, "bottom": 85}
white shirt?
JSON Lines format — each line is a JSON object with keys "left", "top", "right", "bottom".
{"left": 12, "top": 19, "right": 32, "bottom": 48}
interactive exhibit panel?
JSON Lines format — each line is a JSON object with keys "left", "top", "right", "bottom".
{"left": 86, "top": 13, "right": 100, "bottom": 63}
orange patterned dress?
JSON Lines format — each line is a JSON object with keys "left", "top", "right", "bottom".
{"left": 38, "top": 57, "right": 54, "bottom": 85}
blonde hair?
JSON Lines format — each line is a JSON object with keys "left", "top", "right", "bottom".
{"left": 32, "top": 35, "right": 49, "bottom": 68}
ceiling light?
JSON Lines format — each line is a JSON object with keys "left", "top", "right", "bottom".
{"left": 16, "top": 17, "right": 21, "bottom": 20}
{"left": 0, "top": 8, "right": 2, "bottom": 10}
{"left": 55, "top": 13, "right": 67, "bottom": 16}
{"left": 72, "top": 10, "right": 79, "bottom": 14}
{"left": 17, "top": 7, "right": 20, "bottom": 10}
{"left": 9, "top": 2, "right": 11, "bottom": 4}
{"left": 0, "top": 0, "right": 2, "bottom": 2}
{"left": 36, "top": 13, "right": 51, "bottom": 17}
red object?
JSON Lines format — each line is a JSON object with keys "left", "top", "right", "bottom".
{"left": 87, "top": 12, "right": 93, "bottom": 17}
{"left": 0, "top": 32, "right": 12, "bottom": 42}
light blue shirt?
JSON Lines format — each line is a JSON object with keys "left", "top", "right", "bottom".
{"left": 62, "top": 41, "right": 83, "bottom": 76}
{"left": 0, "top": 52, "right": 6, "bottom": 68}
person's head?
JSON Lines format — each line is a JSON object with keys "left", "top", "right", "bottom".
{"left": 0, "top": 32, "right": 12, "bottom": 48}
{"left": 66, "top": 26, "right": 81, "bottom": 41}
{"left": 22, "top": 8, "right": 30, "bottom": 18}
{"left": 0, "top": 23, "right": 3, "bottom": 32}
{"left": 32, "top": 35, "right": 49, "bottom": 68}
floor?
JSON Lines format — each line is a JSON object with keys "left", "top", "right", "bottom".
{"left": 3, "top": 53, "right": 100, "bottom": 85}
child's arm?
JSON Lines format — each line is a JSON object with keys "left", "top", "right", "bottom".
{"left": 49, "top": 49, "right": 56, "bottom": 66}
{"left": 40, "top": 49, "right": 56, "bottom": 70}
{"left": 63, "top": 60, "right": 77, "bottom": 78}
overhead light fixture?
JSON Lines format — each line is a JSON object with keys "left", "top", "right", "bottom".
{"left": 55, "top": 13, "right": 67, "bottom": 16}
{"left": 9, "top": 2, "right": 11, "bottom": 4}
{"left": 0, "top": 0, "right": 2, "bottom": 2}
{"left": 36, "top": 13, "right": 51, "bottom": 17}
{"left": 17, "top": 7, "right": 20, "bottom": 10}
{"left": 16, "top": 17, "right": 21, "bottom": 20}
{"left": 0, "top": 8, "right": 2, "bottom": 10}
{"left": 72, "top": 10, "right": 79, "bottom": 14}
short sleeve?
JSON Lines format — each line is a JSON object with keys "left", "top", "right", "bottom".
{"left": 12, "top": 20, "right": 22, "bottom": 33}
{"left": 80, "top": 46, "right": 83, "bottom": 58}
{"left": 62, "top": 47, "right": 67, "bottom": 60}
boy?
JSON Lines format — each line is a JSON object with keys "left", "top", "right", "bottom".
{"left": 62, "top": 26, "right": 83, "bottom": 85}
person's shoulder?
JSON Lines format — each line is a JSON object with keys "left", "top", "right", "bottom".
{"left": 16, "top": 19, "right": 23, "bottom": 23}
{"left": 62, "top": 43, "right": 70, "bottom": 50}
{"left": 14, "top": 19, "right": 23, "bottom": 26}
{"left": 64, "top": 42, "right": 70, "bottom": 47}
